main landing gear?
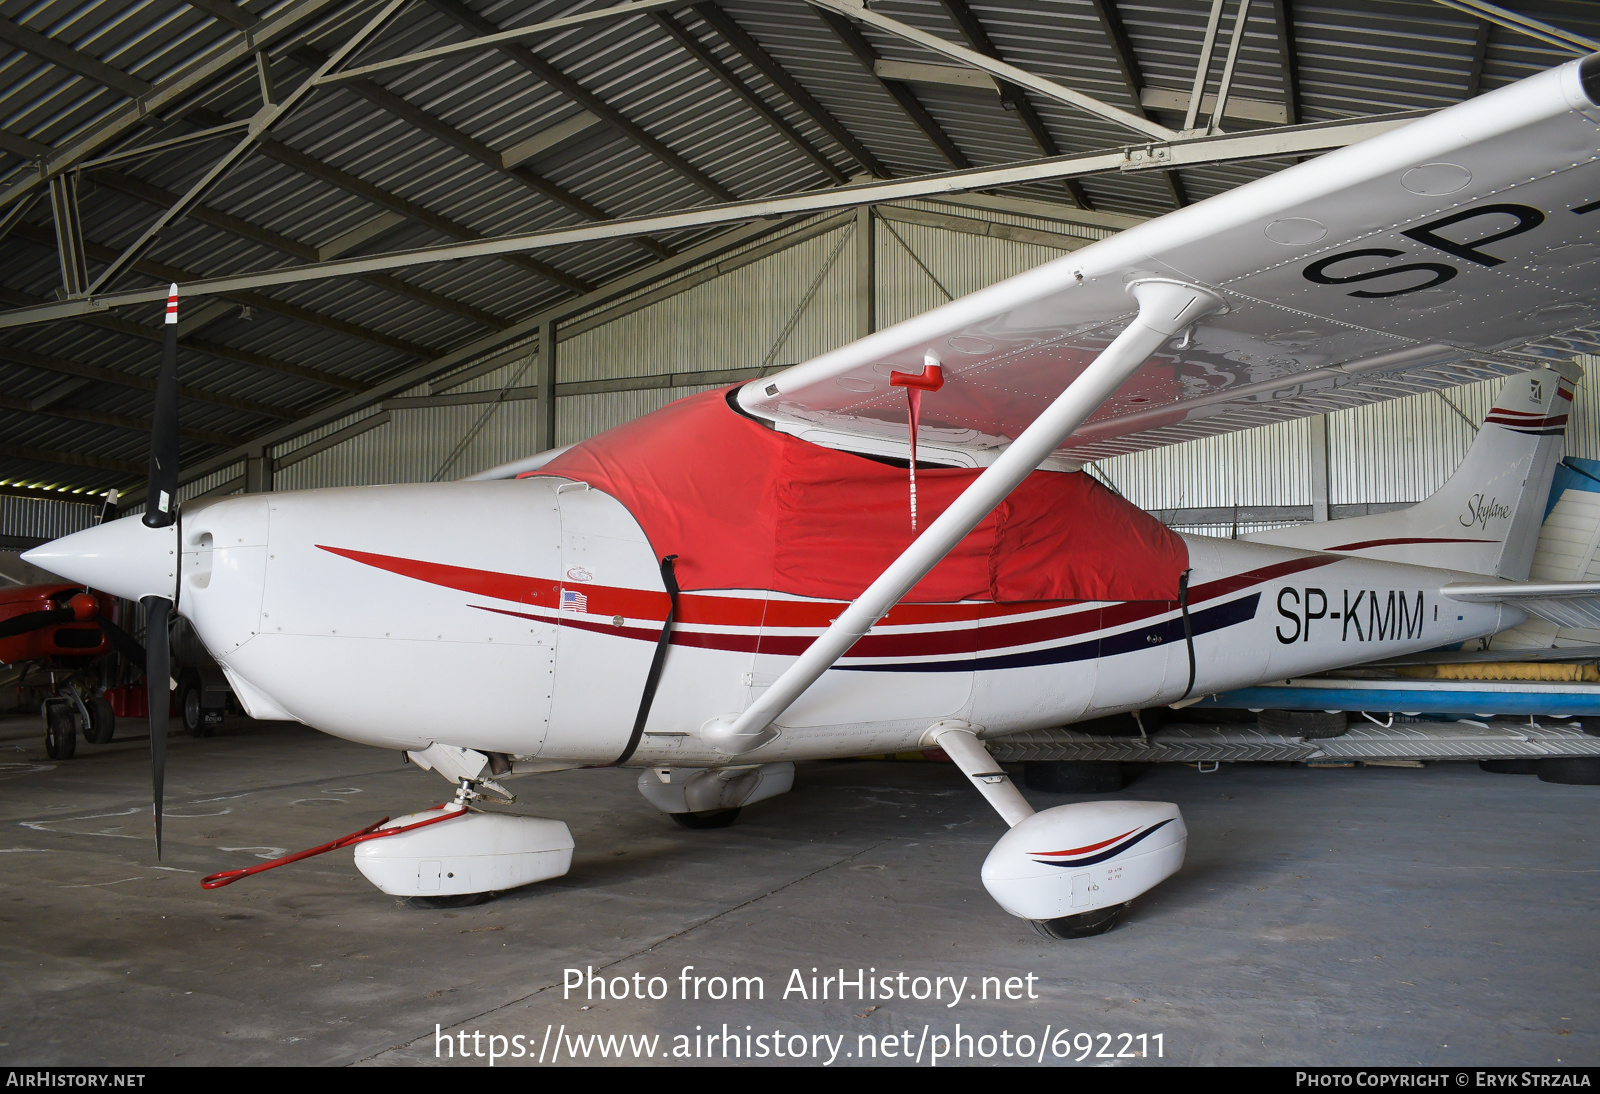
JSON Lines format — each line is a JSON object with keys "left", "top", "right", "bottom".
{"left": 928, "top": 722, "right": 1188, "bottom": 940}
{"left": 637, "top": 763, "right": 794, "bottom": 826}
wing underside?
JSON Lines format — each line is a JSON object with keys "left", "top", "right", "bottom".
{"left": 738, "top": 57, "right": 1600, "bottom": 465}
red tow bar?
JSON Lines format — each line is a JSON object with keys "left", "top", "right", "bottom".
{"left": 200, "top": 804, "right": 467, "bottom": 889}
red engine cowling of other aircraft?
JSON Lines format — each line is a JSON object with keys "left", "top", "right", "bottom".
{"left": 0, "top": 583, "right": 116, "bottom": 664}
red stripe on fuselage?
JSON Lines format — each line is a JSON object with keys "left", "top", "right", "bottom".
{"left": 326, "top": 545, "right": 1337, "bottom": 659}
{"left": 1320, "top": 536, "right": 1494, "bottom": 552}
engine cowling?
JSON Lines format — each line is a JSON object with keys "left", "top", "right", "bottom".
{"left": 981, "top": 800, "right": 1186, "bottom": 921}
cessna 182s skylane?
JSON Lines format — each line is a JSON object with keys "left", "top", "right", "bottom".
{"left": 25, "top": 54, "right": 1600, "bottom": 937}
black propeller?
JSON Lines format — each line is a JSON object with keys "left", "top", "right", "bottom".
{"left": 143, "top": 284, "right": 181, "bottom": 857}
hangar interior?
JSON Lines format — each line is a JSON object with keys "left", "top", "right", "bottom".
{"left": 1, "top": 0, "right": 1598, "bottom": 1068}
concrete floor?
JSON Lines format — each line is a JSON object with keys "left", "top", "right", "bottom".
{"left": 0, "top": 712, "right": 1594, "bottom": 1068}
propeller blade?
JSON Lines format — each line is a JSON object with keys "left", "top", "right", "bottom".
{"left": 145, "top": 595, "right": 171, "bottom": 858}
{"left": 97, "top": 488, "right": 119, "bottom": 525}
{"left": 0, "top": 607, "right": 73, "bottom": 640}
{"left": 93, "top": 615, "right": 146, "bottom": 664}
{"left": 143, "top": 286, "right": 180, "bottom": 530}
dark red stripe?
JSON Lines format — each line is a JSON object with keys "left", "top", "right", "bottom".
{"left": 474, "top": 555, "right": 1337, "bottom": 660}
{"left": 1486, "top": 413, "right": 1567, "bottom": 429}
{"left": 1323, "top": 536, "right": 1493, "bottom": 552}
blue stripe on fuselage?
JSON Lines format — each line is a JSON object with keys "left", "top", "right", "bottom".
{"left": 836, "top": 593, "right": 1262, "bottom": 673}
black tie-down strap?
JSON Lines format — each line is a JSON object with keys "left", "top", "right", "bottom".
{"left": 1177, "top": 568, "right": 1197, "bottom": 699}
{"left": 612, "top": 555, "right": 680, "bottom": 767}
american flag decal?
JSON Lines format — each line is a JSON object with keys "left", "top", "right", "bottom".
{"left": 560, "top": 588, "right": 588, "bottom": 613}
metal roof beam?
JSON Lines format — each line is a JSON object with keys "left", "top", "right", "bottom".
{"left": 8, "top": 220, "right": 438, "bottom": 359}
{"left": 1085, "top": 0, "right": 1189, "bottom": 208}
{"left": 0, "top": 0, "right": 347, "bottom": 209}
{"left": 814, "top": 6, "right": 971, "bottom": 169}
{"left": 692, "top": 3, "right": 887, "bottom": 179}
{"left": 180, "top": 0, "right": 592, "bottom": 294}
{"left": 0, "top": 393, "right": 244, "bottom": 446}
{"left": 0, "top": 111, "right": 1420, "bottom": 328}
{"left": 0, "top": 280, "right": 362, "bottom": 393}
{"left": 876, "top": 203, "right": 1094, "bottom": 251}
{"left": 0, "top": 340, "right": 297, "bottom": 419}
{"left": 81, "top": 0, "right": 409, "bottom": 297}
{"left": 330, "top": 72, "right": 675, "bottom": 261}
{"left": 423, "top": 0, "right": 738, "bottom": 203}
{"left": 1266, "top": 0, "right": 1300, "bottom": 124}
{"left": 1466, "top": 18, "right": 1492, "bottom": 99}
{"left": 183, "top": 0, "right": 258, "bottom": 32}
{"left": 90, "top": 167, "right": 512, "bottom": 330}
{"left": 251, "top": 134, "right": 593, "bottom": 294}
{"left": 122, "top": 218, "right": 804, "bottom": 502}
{"left": 934, "top": 0, "right": 1094, "bottom": 209}
{"left": 0, "top": 443, "right": 143, "bottom": 476}
{"left": 808, "top": 0, "right": 1174, "bottom": 142}
{"left": 933, "top": 190, "right": 1146, "bottom": 231}
{"left": 0, "top": 15, "right": 153, "bottom": 99}
{"left": 317, "top": 0, "right": 687, "bottom": 84}
{"left": 1428, "top": 0, "right": 1598, "bottom": 54}
{"left": 652, "top": 11, "right": 848, "bottom": 185}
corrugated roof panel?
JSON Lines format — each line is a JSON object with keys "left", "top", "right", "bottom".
{"left": 2, "top": 0, "right": 1596, "bottom": 493}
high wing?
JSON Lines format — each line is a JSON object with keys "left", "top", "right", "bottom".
{"left": 737, "top": 56, "right": 1600, "bottom": 465}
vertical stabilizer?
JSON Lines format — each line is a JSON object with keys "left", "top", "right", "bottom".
{"left": 1245, "top": 363, "right": 1582, "bottom": 578}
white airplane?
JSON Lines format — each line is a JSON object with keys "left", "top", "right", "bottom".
{"left": 24, "top": 53, "right": 1600, "bottom": 937}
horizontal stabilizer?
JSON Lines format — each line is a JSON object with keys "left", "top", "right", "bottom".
{"left": 1443, "top": 581, "right": 1600, "bottom": 630}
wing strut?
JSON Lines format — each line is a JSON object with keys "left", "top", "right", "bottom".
{"left": 702, "top": 278, "right": 1227, "bottom": 756}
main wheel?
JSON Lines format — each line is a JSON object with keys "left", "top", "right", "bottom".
{"left": 407, "top": 892, "right": 494, "bottom": 909}
{"left": 1536, "top": 757, "right": 1600, "bottom": 785}
{"left": 1032, "top": 904, "right": 1127, "bottom": 940}
{"left": 1024, "top": 761, "right": 1129, "bottom": 793}
{"left": 85, "top": 696, "right": 115, "bottom": 745}
{"left": 1259, "top": 709, "right": 1350, "bottom": 738}
{"left": 670, "top": 808, "right": 741, "bottom": 829}
{"left": 1479, "top": 759, "right": 1538, "bottom": 775}
{"left": 44, "top": 706, "right": 77, "bottom": 761}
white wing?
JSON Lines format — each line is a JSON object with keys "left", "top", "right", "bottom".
{"left": 738, "top": 56, "right": 1600, "bottom": 465}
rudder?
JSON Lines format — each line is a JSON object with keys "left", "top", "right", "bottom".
{"left": 1245, "top": 362, "right": 1582, "bottom": 578}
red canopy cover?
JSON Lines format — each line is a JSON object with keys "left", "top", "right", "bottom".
{"left": 526, "top": 389, "right": 1187, "bottom": 603}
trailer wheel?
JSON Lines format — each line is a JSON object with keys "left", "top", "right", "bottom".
{"left": 1259, "top": 709, "right": 1349, "bottom": 738}
{"left": 1479, "top": 759, "right": 1537, "bottom": 775}
{"left": 85, "top": 696, "right": 115, "bottom": 745}
{"left": 44, "top": 706, "right": 76, "bottom": 761}
{"left": 1536, "top": 758, "right": 1600, "bottom": 785}
{"left": 670, "top": 808, "right": 741, "bottom": 829}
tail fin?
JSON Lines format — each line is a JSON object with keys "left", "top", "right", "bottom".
{"left": 1246, "top": 362, "right": 1582, "bottom": 578}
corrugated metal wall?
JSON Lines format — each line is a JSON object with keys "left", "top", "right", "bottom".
{"left": 8, "top": 202, "right": 1599, "bottom": 546}
{"left": 1, "top": 493, "right": 98, "bottom": 544}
